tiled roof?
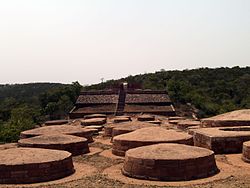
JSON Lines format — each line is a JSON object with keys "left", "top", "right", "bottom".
{"left": 124, "top": 104, "right": 174, "bottom": 113}
{"left": 125, "top": 94, "right": 171, "bottom": 104}
{"left": 76, "top": 95, "right": 118, "bottom": 104}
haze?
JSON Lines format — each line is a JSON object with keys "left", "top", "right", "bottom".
{"left": 0, "top": 0, "right": 249, "bottom": 85}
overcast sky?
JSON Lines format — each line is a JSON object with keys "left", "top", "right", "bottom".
{"left": 0, "top": 0, "right": 249, "bottom": 85}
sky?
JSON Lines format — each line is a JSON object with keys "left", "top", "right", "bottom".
{"left": 0, "top": 0, "right": 249, "bottom": 85}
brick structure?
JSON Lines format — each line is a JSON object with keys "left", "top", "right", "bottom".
{"left": 0, "top": 148, "right": 74, "bottom": 184}
{"left": 202, "top": 109, "right": 250, "bottom": 127}
{"left": 193, "top": 126, "right": 250, "bottom": 154}
{"left": 84, "top": 114, "right": 107, "bottom": 119}
{"left": 111, "top": 122, "right": 154, "bottom": 138}
{"left": 69, "top": 84, "right": 176, "bottom": 118}
{"left": 44, "top": 119, "right": 69, "bottom": 126}
{"left": 104, "top": 121, "right": 154, "bottom": 137}
{"left": 242, "top": 141, "right": 250, "bottom": 163}
{"left": 20, "top": 125, "right": 94, "bottom": 143}
{"left": 177, "top": 120, "right": 201, "bottom": 130}
{"left": 113, "top": 116, "right": 132, "bottom": 123}
{"left": 81, "top": 118, "right": 107, "bottom": 126}
{"left": 112, "top": 127, "right": 193, "bottom": 156}
{"left": 18, "top": 134, "right": 89, "bottom": 156}
{"left": 137, "top": 114, "right": 155, "bottom": 121}
{"left": 122, "top": 143, "right": 218, "bottom": 181}
{"left": 123, "top": 90, "right": 176, "bottom": 116}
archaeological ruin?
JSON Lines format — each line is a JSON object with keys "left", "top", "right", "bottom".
{"left": 69, "top": 83, "right": 176, "bottom": 118}
{"left": 0, "top": 148, "right": 74, "bottom": 184}
{"left": 20, "top": 125, "right": 94, "bottom": 142}
{"left": 112, "top": 127, "right": 193, "bottom": 156}
{"left": 18, "top": 134, "right": 90, "bottom": 156}
{"left": 193, "top": 126, "right": 250, "bottom": 153}
{"left": 122, "top": 143, "right": 218, "bottom": 181}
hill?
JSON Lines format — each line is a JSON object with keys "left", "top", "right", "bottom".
{"left": 0, "top": 83, "right": 65, "bottom": 105}
{"left": 85, "top": 66, "right": 250, "bottom": 117}
{"left": 0, "top": 82, "right": 82, "bottom": 143}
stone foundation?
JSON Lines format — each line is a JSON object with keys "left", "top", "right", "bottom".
{"left": 18, "top": 134, "right": 89, "bottom": 156}
{"left": 193, "top": 126, "right": 250, "bottom": 154}
{"left": 0, "top": 148, "right": 74, "bottom": 184}
{"left": 242, "top": 141, "right": 250, "bottom": 162}
{"left": 122, "top": 144, "right": 218, "bottom": 181}
{"left": 20, "top": 125, "right": 94, "bottom": 143}
{"left": 112, "top": 127, "right": 193, "bottom": 156}
{"left": 81, "top": 118, "right": 107, "bottom": 126}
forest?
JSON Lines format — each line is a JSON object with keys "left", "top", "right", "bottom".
{"left": 0, "top": 82, "right": 82, "bottom": 143}
{"left": 0, "top": 66, "right": 249, "bottom": 143}
{"left": 86, "top": 66, "right": 250, "bottom": 117}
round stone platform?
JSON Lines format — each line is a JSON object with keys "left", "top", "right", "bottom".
{"left": 112, "top": 127, "right": 193, "bottom": 156}
{"left": 44, "top": 119, "right": 69, "bottom": 126}
{"left": 20, "top": 125, "right": 94, "bottom": 142}
{"left": 147, "top": 120, "right": 161, "bottom": 125}
{"left": 202, "top": 109, "right": 250, "bottom": 127}
{"left": 177, "top": 120, "right": 201, "bottom": 130}
{"left": 81, "top": 118, "right": 107, "bottom": 126}
{"left": 84, "top": 125, "right": 103, "bottom": 131}
{"left": 18, "top": 134, "right": 89, "bottom": 156}
{"left": 0, "top": 148, "right": 74, "bottom": 184}
{"left": 111, "top": 122, "right": 154, "bottom": 138}
{"left": 84, "top": 114, "right": 107, "bottom": 119}
{"left": 113, "top": 116, "right": 131, "bottom": 123}
{"left": 242, "top": 141, "right": 250, "bottom": 162}
{"left": 168, "top": 116, "right": 186, "bottom": 120}
{"left": 137, "top": 115, "right": 155, "bottom": 121}
{"left": 122, "top": 143, "right": 218, "bottom": 181}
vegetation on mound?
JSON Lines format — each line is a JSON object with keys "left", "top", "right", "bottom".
{"left": 86, "top": 66, "right": 250, "bottom": 118}
{"left": 0, "top": 82, "right": 82, "bottom": 143}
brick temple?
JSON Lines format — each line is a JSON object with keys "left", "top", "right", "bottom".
{"left": 69, "top": 83, "right": 176, "bottom": 118}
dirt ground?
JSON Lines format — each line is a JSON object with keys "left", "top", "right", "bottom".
{"left": 1, "top": 136, "right": 250, "bottom": 188}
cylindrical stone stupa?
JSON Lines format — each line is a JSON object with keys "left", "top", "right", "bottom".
{"left": 0, "top": 148, "right": 74, "bottom": 184}
{"left": 18, "top": 134, "right": 89, "bottom": 156}
{"left": 81, "top": 118, "right": 107, "bottom": 126}
{"left": 122, "top": 143, "right": 218, "bottom": 181}
{"left": 112, "top": 127, "right": 193, "bottom": 156}
{"left": 111, "top": 122, "right": 154, "bottom": 138}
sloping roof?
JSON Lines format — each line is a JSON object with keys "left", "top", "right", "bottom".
{"left": 76, "top": 94, "right": 118, "bottom": 104}
{"left": 125, "top": 94, "right": 171, "bottom": 104}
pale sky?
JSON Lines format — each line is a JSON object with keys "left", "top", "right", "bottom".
{"left": 0, "top": 0, "right": 249, "bottom": 85}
